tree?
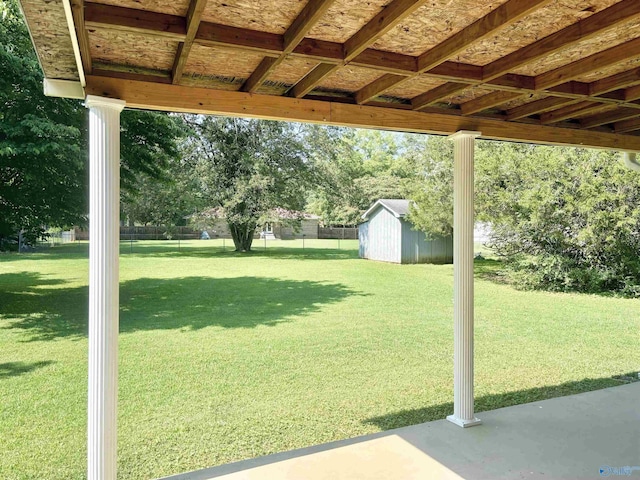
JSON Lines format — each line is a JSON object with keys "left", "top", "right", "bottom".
{"left": 407, "top": 135, "right": 640, "bottom": 295}
{"left": 0, "top": 0, "right": 84, "bottom": 247}
{"left": 476, "top": 142, "right": 640, "bottom": 295}
{"left": 404, "top": 135, "right": 454, "bottom": 238}
{"left": 0, "top": 0, "right": 183, "bottom": 248}
{"left": 306, "top": 128, "right": 417, "bottom": 225}
{"left": 182, "top": 116, "right": 314, "bottom": 252}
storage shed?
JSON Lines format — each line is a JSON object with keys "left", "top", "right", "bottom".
{"left": 359, "top": 199, "right": 452, "bottom": 264}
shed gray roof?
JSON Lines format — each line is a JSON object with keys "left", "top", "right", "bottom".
{"left": 362, "top": 199, "right": 412, "bottom": 220}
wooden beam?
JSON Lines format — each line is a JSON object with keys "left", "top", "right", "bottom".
{"left": 293, "top": 0, "right": 427, "bottom": 98}
{"left": 460, "top": 91, "right": 523, "bottom": 115}
{"left": 84, "top": 75, "right": 640, "bottom": 151}
{"left": 354, "top": 0, "right": 551, "bottom": 106}
{"left": 343, "top": 0, "right": 426, "bottom": 62}
{"left": 536, "top": 37, "right": 640, "bottom": 91}
{"left": 625, "top": 84, "right": 640, "bottom": 102}
{"left": 194, "top": 22, "right": 283, "bottom": 54}
{"left": 411, "top": 83, "right": 469, "bottom": 110}
{"left": 71, "top": 0, "right": 92, "bottom": 74}
{"left": 290, "top": 63, "right": 338, "bottom": 98}
{"left": 590, "top": 67, "right": 640, "bottom": 96}
{"left": 614, "top": 116, "right": 640, "bottom": 133}
{"left": 84, "top": 2, "right": 186, "bottom": 40}
{"left": 242, "top": 0, "right": 336, "bottom": 93}
{"left": 350, "top": 49, "right": 417, "bottom": 74}
{"left": 355, "top": 74, "right": 406, "bottom": 104}
{"left": 294, "top": 38, "right": 344, "bottom": 62}
{"left": 241, "top": 57, "right": 280, "bottom": 93}
{"left": 172, "top": 0, "right": 207, "bottom": 84}
{"left": 92, "top": 68, "right": 172, "bottom": 84}
{"left": 505, "top": 97, "right": 578, "bottom": 120}
{"left": 284, "top": 0, "right": 336, "bottom": 52}
{"left": 540, "top": 102, "right": 611, "bottom": 124}
{"left": 80, "top": 2, "right": 640, "bottom": 112}
{"left": 81, "top": 2, "right": 640, "bottom": 110}
{"left": 483, "top": 0, "right": 640, "bottom": 82}
{"left": 427, "top": 62, "right": 482, "bottom": 83}
{"left": 580, "top": 108, "right": 640, "bottom": 129}
{"left": 419, "top": 0, "right": 552, "bottom": 73}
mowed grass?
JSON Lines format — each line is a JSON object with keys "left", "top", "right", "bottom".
{"left": 1, "top": 240, "right": 639, "bottom": 479}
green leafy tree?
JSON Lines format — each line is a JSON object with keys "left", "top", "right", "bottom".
{"left": 0, "top": 0, "right": 83, "bottom": 246}
{"left": 0, "top": 0, "right": 183, "bottom": 248}
{"left": 407, "top": 135, "right": 640, "bottom": 295}
{"left": 307, "top": 128, "right": 416, "bottom": 225}
{"left": 476, "top": 142, "right": 640, "bottom": 295}
{"left": 404, "top": 135, "right": 454, "bottom": 238}
{"left": 182, "top": 116, "right": 313, "bottom": 251}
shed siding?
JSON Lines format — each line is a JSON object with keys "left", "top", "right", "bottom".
{"left": 360, "top": 207, "right": 402, "bottom": 263}
{"left": 400, "top": 221, "right": 453, "bottom": 264}
{"left": 358, "top": 222, "right": 369, "bottom": 258}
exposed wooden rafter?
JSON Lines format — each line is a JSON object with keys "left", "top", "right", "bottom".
{"left": 344, "top": 0, "right": 427, "bottom": 61}
{"left": 580, "top": 108, "right": 640, "bottom": 129}
{"left": 80, "top": 2, "right": 640, "bottom": 110}
{"left": 172, "top": 0, "right": 207, "bottom": 84}
{"left": 460, "top": 91, "right": 523, "bottom": 115}
{"left": 290, "top": 63, "right": 338, "bottom": 98}
{"left": 625, "top": 84, "right": 640, "bottom": 102}
{"left": 84, "top": 3, "right": 186, "bottom": 40}
{"left": 411, "top": 82, "right": 469, "bottom": 110}
{"left": 354, "top": 73, "right": 406, "bottom": 104}
{"left": 70, "top": 0, "right": 92, "bottom": 74}
{"left": 289, "top": 0, "right": 427, "bottom": 98}
{"left": 614, "top": 117, "right": 640, "bottom": 133}
{"left": 505, "top": 97, "right": 578, "bottom": 121}
{"left": 589, "top": 67, "right": 640, "bottom": 96}
{"left": 536, "top": 37, "right": 640, "bottom": 91}
{"left": 540, "top": 102, "right": 613, "bottom": 124}
{"left": 79, "top": 1, "right": 640, "bottom": 128}
{"left": 242, "top": 0, "right": 336, "bottom": 93}
{"left": 483, "top": 0, "right": 640, "bottom": 82}
{"left": 241, "top": 57, "right": 281, "bottom": 93}
{"left": 355, "top": 0, "right": 552, "bottom": 104}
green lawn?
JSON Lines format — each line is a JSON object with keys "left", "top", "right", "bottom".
{"left": 1, "top": 240, "right": 638, "bottom": 479}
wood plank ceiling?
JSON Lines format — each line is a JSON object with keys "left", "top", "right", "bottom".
{"left": 20, "top": 0, "right": 640, "bottom": 146}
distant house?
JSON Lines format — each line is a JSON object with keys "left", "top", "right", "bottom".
{"left": 195, "top": 207, "right": 319, "bottom": 240}
{"left": 358, "top": 199, "right": 453, "bottom": 264}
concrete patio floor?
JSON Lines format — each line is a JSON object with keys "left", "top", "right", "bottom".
{"left": 162, "top": 382, "right": 640, "bottom": 480}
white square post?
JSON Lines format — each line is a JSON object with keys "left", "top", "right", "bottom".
{"left": 447, "top": 130, "right": 482, "bottom": 428}
{"left": 85, "top": 95, "right": 126, "bottom": 479}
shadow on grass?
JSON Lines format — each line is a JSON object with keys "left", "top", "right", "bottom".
{"left": 0, "top": 360, "right": 54, "bottom": 379}
{"left": 473, "top": 258, "right": 509, "bottom": 283}
{"left": 363, "top": 376, "right": 637, "bottom": 431}
{"left": 0, "top": 272, "right": 357, "bottom": 341}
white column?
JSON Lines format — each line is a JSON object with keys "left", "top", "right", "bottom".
{"left": 447, "top": 130, "right": 482, "bottom": 428}
{"left": 86, "top": 95, "right": 125, "bottom": 479}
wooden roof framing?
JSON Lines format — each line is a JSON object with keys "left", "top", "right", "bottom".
{"left": 19, "top": 0, "right": 640, "bottom": 149}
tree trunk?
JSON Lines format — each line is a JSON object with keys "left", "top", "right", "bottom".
{"left": 229, "top": 222, "right": 255, "bottom": 252}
